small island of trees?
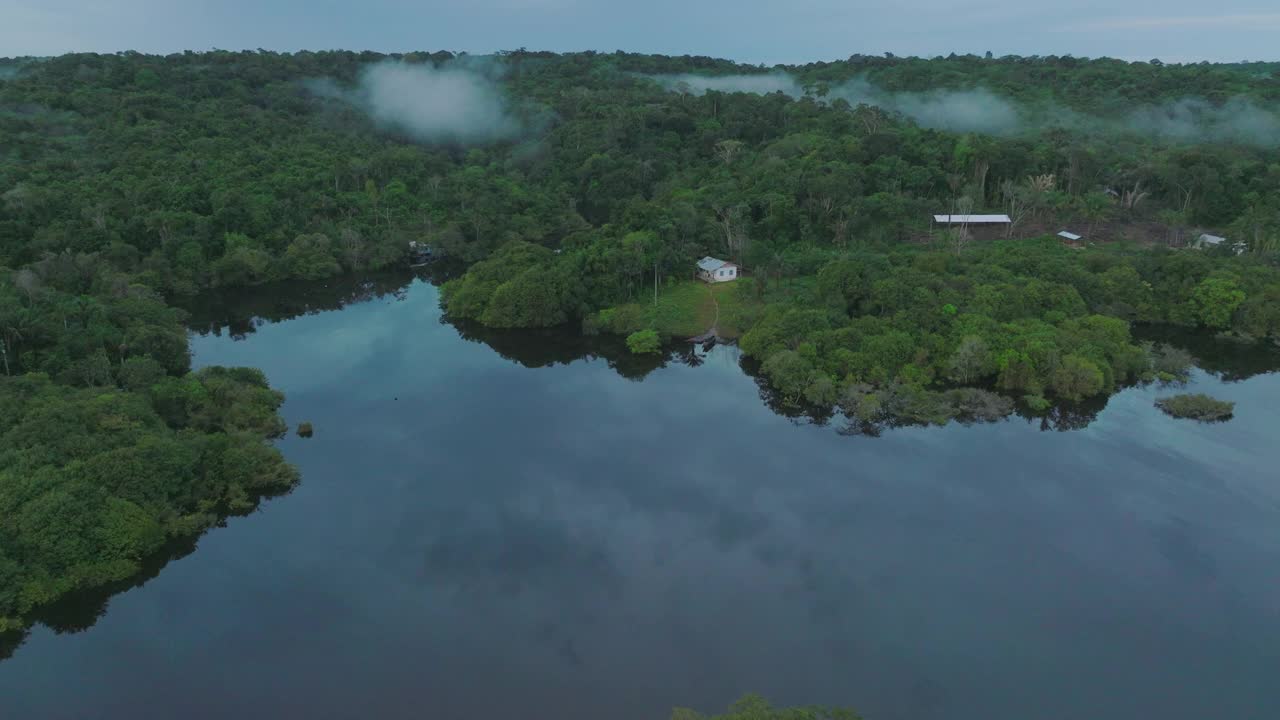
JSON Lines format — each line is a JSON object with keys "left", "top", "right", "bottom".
{"left": 1155, "top": 393, "right": 1236, "bottom": 421}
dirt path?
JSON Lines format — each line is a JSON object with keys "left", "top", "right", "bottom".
{"left": 707, "top": 285, "right": 721, "bottom": 334}
{"left": 688, "top": 285, "right": 721, "bottom": 343}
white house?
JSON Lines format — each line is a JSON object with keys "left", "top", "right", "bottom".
{"left": 1195, "top": 234, "right": 1226, "bottom": 249}
{"left": 697, "top": 256, "right": 738, "bottom": 283}
{"left": 1057, "top": 230, "right": 1083, "bottom": 242}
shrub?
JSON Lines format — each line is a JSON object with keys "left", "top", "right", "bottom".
{"left": 597, "top": 305, "right": 646, "bottom": 334}
{"left": 296, "top": 422, "right": 314, "bottom": 437}
{"left": 626, "top": 329, "right": 662, "bottom": 355}
{"left": 1155, "top": 394, "right": 1235, "bottom": 421}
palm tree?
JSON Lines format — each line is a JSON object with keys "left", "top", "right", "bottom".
{"left": 1079, "top": 191, "right": 1113, "bottom": 239}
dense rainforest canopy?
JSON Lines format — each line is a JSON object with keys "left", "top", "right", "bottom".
{"left": 4, "top": 49, "right": 1280, "bottom": 290}
{"left": 0, "top": 249, "right": 298, "bottom": 636}
{"left": 3, "top": 49, "right": 1280, "bottom": 634}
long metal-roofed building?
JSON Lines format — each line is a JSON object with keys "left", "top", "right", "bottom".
{"left": 932, "top": 214, "right": 1013, "bottom": 241}
{"left": 932, "top": 214, "right": 1012, "bottom": 225}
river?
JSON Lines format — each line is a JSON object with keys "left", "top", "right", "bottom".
{"left": 3, "top": 274, "right": 1279, "bottom": 720}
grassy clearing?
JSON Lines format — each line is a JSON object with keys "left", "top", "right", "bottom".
{"left": 592, "top": 279, "right": 764, "bottom": 339}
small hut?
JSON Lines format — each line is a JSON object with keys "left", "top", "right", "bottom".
{"left": 408, "top": 241, "right": 434, "bottom": 265}
{"left": 697, "top": 257, "right": 738, "bottom": 283}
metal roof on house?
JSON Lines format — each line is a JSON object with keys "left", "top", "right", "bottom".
{"left": 1057, "top": 231, "right": 1083, "bottom": 241}
{"left": 698, "top": 256, "right": 731, "bottom": 271}
{"left": 933, "top": 214, "right": 1012, "bottom": 224}
{"left": 1198, "top": 234, "right": 1226, "bottom": 245}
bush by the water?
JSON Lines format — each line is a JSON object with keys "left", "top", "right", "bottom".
{"left": 297, "top": 422, "right": 314, "bottom": 438}
{"left": 1155, "top": 394, "right": 1235, "bottom": 421}
{"left": 839, "top": 383, "right": 1015, "bottom": 433}
{"left": 626, "top": 329, "right": 662, "bottom": 355}
{"left": 672, "top": 694, "right": 860, "bottom": 720}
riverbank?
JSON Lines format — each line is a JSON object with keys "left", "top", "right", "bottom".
{"left": 7, "top": 275, "right": 1280, "bottom": 720}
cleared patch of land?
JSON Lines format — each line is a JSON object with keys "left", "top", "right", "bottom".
{"left": 594, "top": 280, "right": 764, "bottom": 340}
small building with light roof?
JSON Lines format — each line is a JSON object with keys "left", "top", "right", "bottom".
{"left": 697, "top": 256, "right": 738, "bottom": 283}
{"left": 933, "top": 214, "right": 1012, "bottom": 225}
{"left": 932, "top": 214, "right": 1012, "bottom": 241}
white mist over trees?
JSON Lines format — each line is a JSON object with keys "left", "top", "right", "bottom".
{"left": 311, "top": 60, "right": 1280, "bottom": 147}
{"left": 648, "top": 71, "right": 1280, "bottom": 144}
{"left": 647, "top": 72, "right": 1028, "bottom": 134}
{"left": 827, "top": 79, "right": 1023, "bottom": 135}
{"left": 310, "top": 61, "right": 522, "bottom": 144}
{"left": 1124, "top": 97, "right": 1280, "bottom": 145}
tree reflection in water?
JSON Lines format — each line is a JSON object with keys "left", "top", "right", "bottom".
{"left": 183, "top": 272, "right": 1279, "bottom": 435}
{"left": 4, "top": 272, "right": 1275, "bottom": 663}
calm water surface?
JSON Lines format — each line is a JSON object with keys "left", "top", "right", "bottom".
{"left": 3, "top": 276, "right": 1279, "bottom": 720}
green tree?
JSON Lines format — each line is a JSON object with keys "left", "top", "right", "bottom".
{"left": 284, "top": 234, "right": 341, "bottom": 280}
{"left": 948, "top": 335, "right": 993, "bottom": 383}
{"left": 761, "top": 350, "right": 816, "bottom": 404}
{"left": 1050, "top": 354, "right": 1105, "bottom": 400}
{"left": 1190, "top": 277, "right": 1246, "bottom": 329}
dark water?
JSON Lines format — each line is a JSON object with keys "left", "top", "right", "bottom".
{"left": 4, "top": 275, "right": 1280, "bottom": 720}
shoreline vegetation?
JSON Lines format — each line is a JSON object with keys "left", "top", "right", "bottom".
{"left": 0, "top": 200, "right": 298, "bottom": 642}
{"left": 184, "top": 270, "right": 1271, "bottom": 435}
{"left": 0, "top": 228, "right": 298, "bottom": 641}
{"left": 3, "top": 48, "right": 1280, "bottom": 649}
{"left": 672, "top": 695, "right": 860, "bottom": 720}
{"left": 441, "top": 237, "right": 1275, "bottom": 432}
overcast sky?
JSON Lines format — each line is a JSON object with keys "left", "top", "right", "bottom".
{"left": 3, "top": 0, "right": 1279, "bottom": 64}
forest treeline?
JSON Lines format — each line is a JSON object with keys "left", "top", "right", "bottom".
{"left": 671, "top": 694, "right": 859, "bottom": 720}
{"left": 442, "top": 235, "right": 1278, "bottom": 428}
{"left": 4, "top": 48, "right": 1280, "bottom": 296}
{"left": 5, "top": 49, "right": 1280, "bottom": 405}
{"left": 3, "top": 49, "right": 1280, "bottom": 631}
